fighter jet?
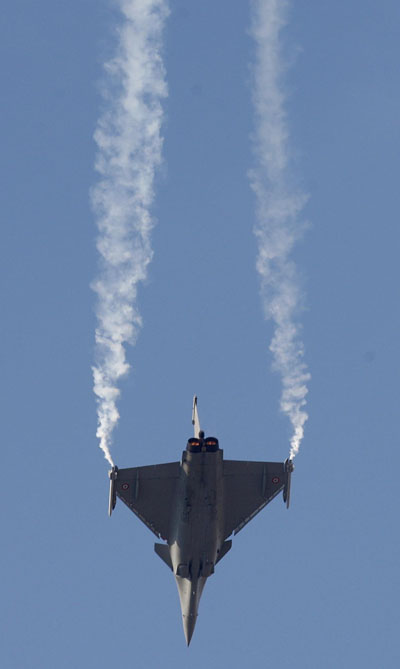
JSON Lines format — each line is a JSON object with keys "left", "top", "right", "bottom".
{"left": 108, "top": 396, "right": 293, "bottom": 645}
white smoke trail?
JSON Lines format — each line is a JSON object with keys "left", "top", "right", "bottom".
{"left": 91, "top": 0, "right": 169, "bottom": 465}
{"left": 249, "top": 0, "right": 310, "bottom": 459}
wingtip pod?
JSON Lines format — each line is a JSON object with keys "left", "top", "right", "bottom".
{"left": 108, "top": 465, "right": 118, "bottom": 517}
{"left": 285, "top": 458, "right": 294, "bottom": 473}
{"left": 283, "top": 459, "right": 294, "bottom": 509}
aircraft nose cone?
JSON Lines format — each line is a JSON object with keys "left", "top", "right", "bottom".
{"left": 176, "top": 575, "right": 207, "bottom": 645}
{"left": 183, "top": 613, "right": 197, "bottom": 646}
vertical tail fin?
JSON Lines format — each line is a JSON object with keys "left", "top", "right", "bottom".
{"left": 192, "top": 395, "right": 201, "bottom": 438}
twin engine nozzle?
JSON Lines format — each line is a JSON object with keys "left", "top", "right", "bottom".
{"left": 186, "top": 436, "right": 219, "bottom": 453}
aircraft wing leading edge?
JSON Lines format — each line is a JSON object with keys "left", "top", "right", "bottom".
{"left": 115, "top": 462, "right": 180, "bottom": 541}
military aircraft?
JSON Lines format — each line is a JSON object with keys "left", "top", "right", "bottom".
{"left": 108, "top": 396, "right": 293, "bottom": 645}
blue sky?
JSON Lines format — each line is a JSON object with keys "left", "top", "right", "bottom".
{"left": 2, "top": 1, "right": 400, "bottom": 667}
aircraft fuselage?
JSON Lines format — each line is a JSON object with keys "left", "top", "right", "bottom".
{"left": 169, "top": 448, "right": 224, "bottom": 644}
{"left": 170, "top": 448, "right": 223, "bottom": 577}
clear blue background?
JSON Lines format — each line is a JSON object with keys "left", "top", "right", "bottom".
{"left": 1, "top": 1, "right": 399, "bottom": 666}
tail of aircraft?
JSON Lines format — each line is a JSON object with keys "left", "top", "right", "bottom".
{"left": 192, "top": 395, "right": 201, "bottom": 438}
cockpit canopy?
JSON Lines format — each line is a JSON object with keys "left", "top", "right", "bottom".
{"left": 186, "top": 437, "right": 219, "bottom": 453}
